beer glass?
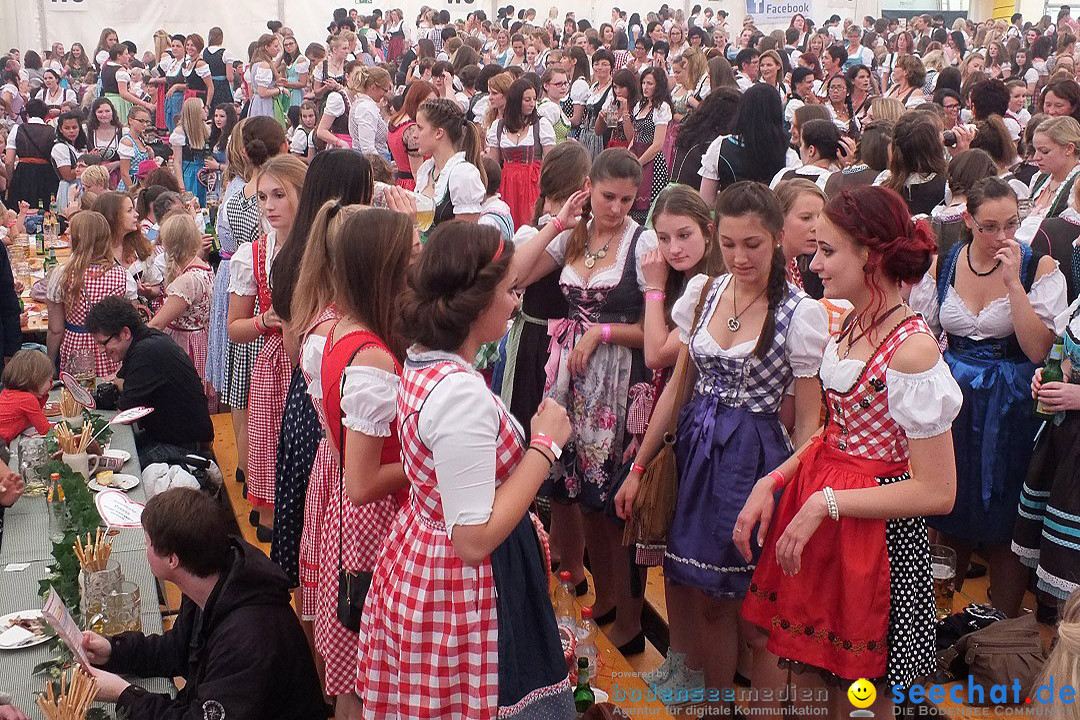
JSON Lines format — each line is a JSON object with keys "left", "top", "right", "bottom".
{"left": 103, "top": 581, "right": 142, "bottom": 635}
{"left": 930, "top": 544, "right": 957, "bottom": 620}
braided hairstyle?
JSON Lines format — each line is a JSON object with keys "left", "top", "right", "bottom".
{"left": 714, "top": 181, "right": 787, "bottom": 360}
{"left": 401, "top": 221, "right": 514, "bottom": 351}
{"left": 418, "top": 98, "right": 488, "bottom": 187}
{"left": 564, "top": 148, "right": 642, "bottom": 264}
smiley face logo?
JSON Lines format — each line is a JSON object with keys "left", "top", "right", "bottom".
{"left": 847, "top": 678, "right": 876, "bottom": 709}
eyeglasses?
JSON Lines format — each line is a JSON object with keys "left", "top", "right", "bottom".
{"left": 548, "top": 80, "right": 569, "bottom": 87}
{"left": 95, "top": 332, "right": 119, "bottom": 348}
{"left": 971, "top": 216, "right": 1020, "bottom": 236}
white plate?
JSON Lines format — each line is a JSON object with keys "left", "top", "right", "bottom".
{"left": 88, "top": 473, "right": 140, "bottom": 492}
{"left": 103, "top": 449, "right": 131, "bottom": 464}
{"left": 0, "top": 610, "right": 49, "bottom": 649}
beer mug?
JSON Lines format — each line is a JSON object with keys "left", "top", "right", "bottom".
{"left": 102, "top": 581, "right": 142, "bottom": 635}
{"left": 930, "top": 544, "right": 957, "bottom": 620}
{"left": 373, "top": 182, "right": 436, "bottom": 232}
{"left": 80, "top": 560, "right": 122, "bottom": 628}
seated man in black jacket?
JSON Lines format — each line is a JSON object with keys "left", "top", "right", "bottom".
{"left": 84, "top": 296, "right": 214, "bottom": 466}
{"left": 81, "top": 487, "right": 326, "bottom": 719}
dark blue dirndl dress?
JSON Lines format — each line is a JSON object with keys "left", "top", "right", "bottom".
{"left": 927, "top": 242, "right": 1043, "bottom": 542}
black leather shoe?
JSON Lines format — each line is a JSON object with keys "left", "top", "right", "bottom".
{"left": 617, "top": 631, "right": 646, "bottom": 656}
{"left": 256, "top": 525, "right": 273, "bottom": 543}
{"left": 248, "top": 510, "right": 259, "bottom": 526}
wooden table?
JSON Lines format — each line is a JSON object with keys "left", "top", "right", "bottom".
{"left": 9, "top": 235, "right": 71, "bottom": 334}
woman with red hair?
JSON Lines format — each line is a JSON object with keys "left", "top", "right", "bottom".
{"left": 387, "top": 80, "right": 435, "bottom": 190}
{"left": 736, "top": 186, "right": 963, "bottom": 715}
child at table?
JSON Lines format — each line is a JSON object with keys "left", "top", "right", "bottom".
{"left": 0, "top": 349, "right": 54, "bottom": 444}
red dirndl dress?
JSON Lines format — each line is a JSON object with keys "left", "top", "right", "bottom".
{"left": 313, "top": 322, "right": 404, "bottom": 696}
{"left": 357, "top": 353, "right": 573, "bottom": 719}
{"left": 387, "top": 120, "right": 418, "bottom": 191}
{"left": 245, "top": 235, "right": 290, "bottom": 507}
{"left": 742, "top": 316, "right": 940, "bottom": 687}
{"left": 494, "top": 120, "right": 544, "bottom": 230}
{"left": 59, "top": 264, "right": 130, "bottom": 378}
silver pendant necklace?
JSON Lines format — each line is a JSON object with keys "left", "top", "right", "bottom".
{"left": 727, "top": 278, "right": 767, "bottom": 332}
{"left": 583, "top": 222, "right": 622, "bottom": 269}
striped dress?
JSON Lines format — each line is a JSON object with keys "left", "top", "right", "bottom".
{"left": 217, "top": 180, "right": 264, "bottom": 408}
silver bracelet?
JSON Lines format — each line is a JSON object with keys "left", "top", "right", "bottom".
{"left": 822, "top": 486, "right": 839, "bottom": 521}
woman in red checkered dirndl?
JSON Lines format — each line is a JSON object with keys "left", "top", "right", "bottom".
{"left": 46, "top": 211, "right": 138, "bottom": 378}
{"left": 736, "top": 187, "right": 963, "bottom": 699}
{"left": 357, "top": 225, "right": 573, "bottom": 719}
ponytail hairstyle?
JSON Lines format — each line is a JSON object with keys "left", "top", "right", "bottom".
{"left": 418, "top": 98, "right": 488, "bottom": 187}
{"left": 824, "top": 186, "right": 936, "bottom": 325}
{"left": 651, "top": 184, "right": 725, "bottom": 319}
{"left": 241, "top": 115, "right": 287, "bottom": 169}
{"left": 564, "top": 148, "right": 643, "bottom": 264}
{"left": 484, "top": 71, "right": 515, "bottom": 128}
{"left": 401, "top": 221, "right": 514, "bottom": 352}
{"left": 330, "top": 206, "right": 415, "bottom": 359}
{"left": 158, "top": 211, "right": 202, "bottom": 286}
{"left": 347, "top": 64, "right": 391, "bottom": 97}
{"left": 62, "top": 210, "right": 114, "bottom": 310}
{"left": 714, "top": 181, "right": 786, "bottom": 360}
{"left": 533, "top": 139, "right": 591, "bottom": 225}
{"left": 223, "top": 118, "right": 250, "bottom": 183}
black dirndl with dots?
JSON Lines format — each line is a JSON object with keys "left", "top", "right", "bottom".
{"left": 270, "top": 365, "right": 324, "bottom": 587}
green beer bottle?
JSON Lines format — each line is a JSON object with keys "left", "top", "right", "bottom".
{"left": 1035, "top": 339, "right": 1065, "bottom": 421}
{"left": 573, "top": 656, "right": 595, "bottom": 713}
{"left": 42, "top": 248, "right": 58, "bottom": 274}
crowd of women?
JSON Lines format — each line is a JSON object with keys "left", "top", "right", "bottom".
{"left": 3, "top": 3, "right": 1080, "bottom": 718}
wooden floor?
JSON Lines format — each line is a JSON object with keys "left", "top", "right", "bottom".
{"left": 200, "top": 412, "right": 1054, "bottom": 718}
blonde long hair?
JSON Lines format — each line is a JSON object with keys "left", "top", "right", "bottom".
{"left": 158, "top": 211, "right": 202, "bottom": 285}
{"left": 1038, "top": 591, "right": 1080, "bottom": 720}
{"left": 291, "top": 201, "right": 364, "bottom": 334}
{"left": 62, "top": 211, "right": 115, "bottom": 309}
{"left": 179, "top": 97, "right": 208, "bottom": 150}
{"left": 223, "top": 118, "right": 249, "bottom": 184}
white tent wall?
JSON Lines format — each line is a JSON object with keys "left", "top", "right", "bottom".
{"left": 1, "top": 0, "right": 999, "bottom": 57}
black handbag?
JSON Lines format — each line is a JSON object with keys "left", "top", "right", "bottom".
{"left": 334, "top": 344, "right": 375, "bottom": 631}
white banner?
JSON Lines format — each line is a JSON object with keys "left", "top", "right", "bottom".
{"left": 745, "top": 0, "right": 817, "bottom": 25}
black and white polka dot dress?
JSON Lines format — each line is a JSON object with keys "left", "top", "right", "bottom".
{"left": 629, "top": 103, "right": 670, "bottom": 225}
{"left": 270, "top": 365, "right": 324, "bottom": 587}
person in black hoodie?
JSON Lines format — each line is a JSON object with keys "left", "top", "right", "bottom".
{"left": 80, "top": 487, "right": 326, "bottom": 720}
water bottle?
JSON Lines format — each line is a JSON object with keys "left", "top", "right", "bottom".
{"left": 576, "top": 605, "right": 599, "bottom": 681}
{"left": 553, "top": 570, "right": 578, "bottom": 631}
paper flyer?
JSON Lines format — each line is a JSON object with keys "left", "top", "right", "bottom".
{"left": 41, "top": 587, "right": 90, "bottom": 666}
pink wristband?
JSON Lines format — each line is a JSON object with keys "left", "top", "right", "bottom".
{"left": 601, "top": 323, "right": 611, "bottom": 342}
{"left": 631, "top": 462, "right": 647, "bottom": 475}
{"left": 768, "top": 469, "right": 787, "bottom": 490}
{"left": 550, "top": 216, "right": 566, "bottom": 233}
{"left": 645, "top": 290, "right": 666, "bottom": 302}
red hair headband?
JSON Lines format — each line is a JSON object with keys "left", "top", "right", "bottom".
{"left": 491, "top": 239, "right": 505, "bottom": 262}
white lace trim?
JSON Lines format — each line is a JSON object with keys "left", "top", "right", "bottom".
{"left": 1010, "top": 541, "right": 1040, "bottom": 561}
{"left": 1037, "top": 565, "right": 1079, "bottom": 596}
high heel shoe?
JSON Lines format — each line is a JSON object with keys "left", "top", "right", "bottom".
{"left": 617, "top": 631, "right": 646, "bottom": 656}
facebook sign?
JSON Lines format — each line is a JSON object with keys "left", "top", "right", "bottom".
{"left": 746, "top": 0, "right": 815, "bottom": 24}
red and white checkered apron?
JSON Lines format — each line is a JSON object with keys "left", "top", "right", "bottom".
{"left": 297, "top": 307, "right": 338, "bottom": 621}
{"left": 744, "top": 315, "right": 932, "bottom": 680}
{"left": 357, "top": 358, "right": 524, "bottom": 718}
{"left": 313, "top": 325, "right": 403, "bottom": 696}
{"left": 60, "top": 264, "right": 130, "bottom": 378}
{"left": 244, "top": 236, "right": 290, "bottom": 507}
